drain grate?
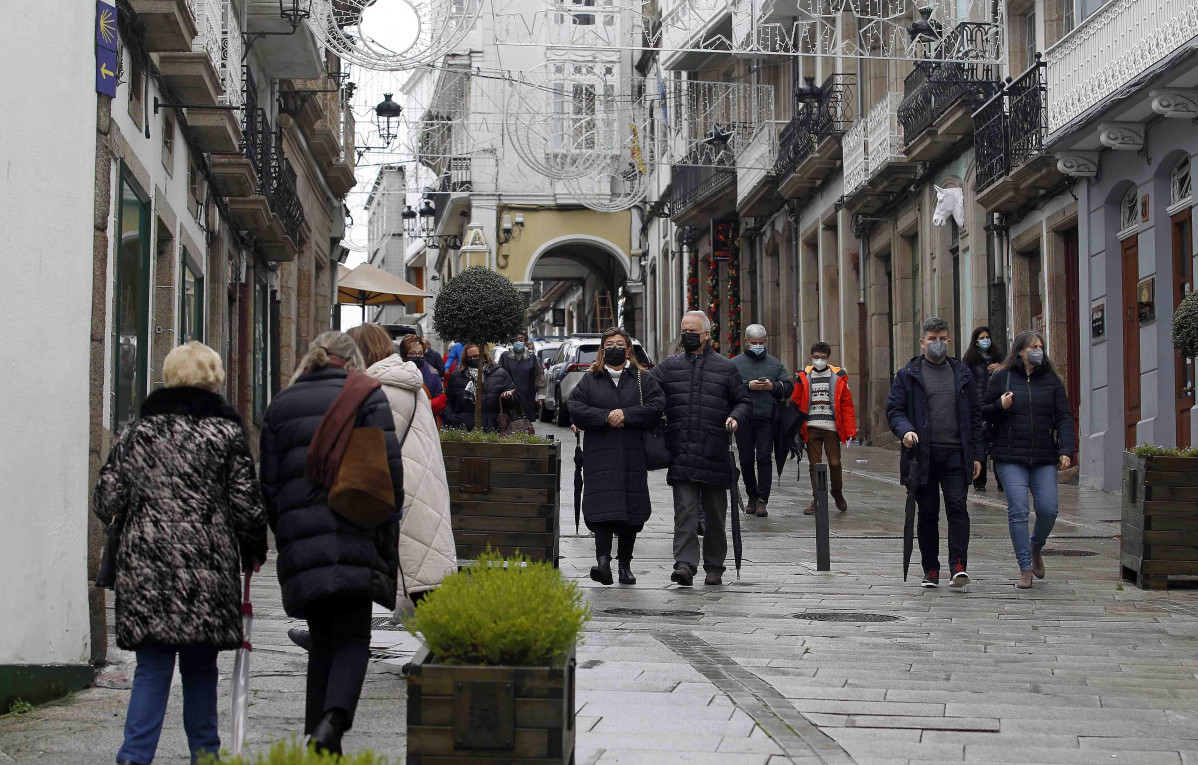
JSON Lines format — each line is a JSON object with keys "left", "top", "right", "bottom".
{"left": 792, "top": 612, "right": 902, "bottom": 623}
{"left": 602, "top": 608, "right": 703, "bottom": 618}
{"left": 370, "top": 617, "right": 405, "bottom": 631}
{"left": 1041, "top": 549, "right": 1098, "bottom": 557}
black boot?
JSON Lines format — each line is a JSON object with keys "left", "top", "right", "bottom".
{"left": 309, "top": 708, "right": 350, "bottom": 756}
{"left": 618, "top": 561, "right": 636, "bottom": 585}
{"left": 590, "top": 555, "right": 614, "bottom": 585}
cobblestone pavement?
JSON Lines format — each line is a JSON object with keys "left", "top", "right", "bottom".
{"left": 4, "top": 420, "right": 1198, "bottom": 764}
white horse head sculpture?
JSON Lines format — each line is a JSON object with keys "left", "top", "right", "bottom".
{"left": 932, "top": 185, "right": 965, "bottom": 229}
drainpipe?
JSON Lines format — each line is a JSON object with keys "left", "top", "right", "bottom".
{"left": 789, "top": 203, "right": 800, "bottom": 369}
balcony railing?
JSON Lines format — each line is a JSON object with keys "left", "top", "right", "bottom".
{"left": 898, "top": 22, "right": 1000, "bottom": 144}
{"left": 186, "top": 0, "right": 243, "bottom": 106}
{"left": 973, "top": 59, "right": 1047, "bottom": 192}
{"left": 341, "top": 101, "right": 355, "bottom": 170}
{"left": 973, "top": 90, "right": 1008, "bottom": 192}
{"left": 269, "top": 139, "right": 305, "bottom": 244}
{"left": 774, "top": 73, "right": 856, "bottom": 178}
{"left": 243, "top": 108, "right": 272, "bottom": 194}
{"left": 440, "top": 157, "right": 473, "bottom": 192}
{"left": 842, "top": 118, "right": 867, "bottom": 196}
{"left": 865, "top": 92, "right": 904, "bottom": 178}
{"left": 671, "top": 146, "right": 736, "bottom": 216}
{"left": 660, "top": 0, "right": 730, "bottom": 56}
{"left": 1045, "top": 0, "right": 1198, "bottom": 133}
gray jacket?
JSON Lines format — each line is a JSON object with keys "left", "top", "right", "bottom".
{"left": 731, "top": 351, "right": 792, "bottom": 419}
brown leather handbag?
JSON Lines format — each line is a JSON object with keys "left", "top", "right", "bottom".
{"left": 328, "top": 426, "right": 396, "bottom": 528}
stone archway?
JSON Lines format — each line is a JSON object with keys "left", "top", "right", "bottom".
{"left": 524, "top": 235, "right": 632, "bottom": 335}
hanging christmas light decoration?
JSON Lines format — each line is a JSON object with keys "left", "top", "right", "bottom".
{"left": 727, "top": 255, "right": 741, "bottom": 357}
{"left": 707, "top": 256, "right": 720, "bottom": 354}
{"left": 308, "top": 0, "right": 482, "bottom": 70}
{"left": 562, "top": 106, "right": 656, "bottom": 212}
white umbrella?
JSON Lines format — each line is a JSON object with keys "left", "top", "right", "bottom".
{"left": 230, "top": 572, "right": 254, "bottom": 756}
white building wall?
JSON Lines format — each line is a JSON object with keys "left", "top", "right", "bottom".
{"left": 0, "top": 0, "right": 98, "bottom": 667}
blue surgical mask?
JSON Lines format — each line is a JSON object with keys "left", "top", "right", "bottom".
{"left": 978, "top": 338, "right": 991, "bottom": 350}
{"left": 747, "top": 344, "right": 766, "bottom": 357}
{"left": 512, "top": 342, "right": 526, "bottom": 354}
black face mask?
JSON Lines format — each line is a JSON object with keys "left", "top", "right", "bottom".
{"left": 408, "top": 357, "right": 425, "bottom": 369}
{"left": 604, "top": 347, "right": 627, "bottom": 366}
{"left": 464, "top": 358, "right": 480, "bottom": 368}
{"left": 681, "top": 332, "right": 703, "bottom": 352}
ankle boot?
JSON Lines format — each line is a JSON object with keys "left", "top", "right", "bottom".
{"left": 309, "top": 708, "right": 349, "bottom": 756}
{"left": 618, "top": 561, "right": 636, "bottom": 585}
{"left": 590, "top": 555, "right": 614, "bottom": 585}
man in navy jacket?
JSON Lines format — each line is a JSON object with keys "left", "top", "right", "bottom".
{"left": 886, "top": 317, "right": 984, "bottom": 591}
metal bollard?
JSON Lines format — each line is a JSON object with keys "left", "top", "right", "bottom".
{"left": 813, "top": 463, "right": 830, "bottom": 571}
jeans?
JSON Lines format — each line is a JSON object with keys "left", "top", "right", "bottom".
{"left": 806, "top": 428, "right": 844, "bottom": 503}
{"left": 117, "top": 645, "right": 220, "bottom": 765}
{"left": 305, "top": 598, "right": 372, "bottom": 734}
{"left": 736, "top": 417, "right": 775, "bottom": 501}
{"left": 915, "top": 446, "right": 971, "bottom": 575}
{"left": 592, "top": 521, "right": 643, "bottom": 562}
{"left": 993, "top": 461, "right": 1060, "bottom": 571}
{"left": 672, "top": 481, "right": 728, "bottom": 575}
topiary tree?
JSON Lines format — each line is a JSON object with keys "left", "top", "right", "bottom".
{"left": 1174, "top": 291, "right": 1198, "bottom": 359}
{"left": 433, "top": 266, "right": 526, "bottom": 429}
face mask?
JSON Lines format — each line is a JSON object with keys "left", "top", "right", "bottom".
{"left": 512, "top": 342, "right": 526, "bottom": 354}
{"left": 681, "top": 332, "right": 703, "bottom": 352}
{"left": 1026, "top": 349, "right": 1044, "bottom": 367}
{"left": 978, "top": 338, "right": 991, "bottom": 350}
{"left": 604, "top": 347, "right": 627, "bottom": 366}
{"left": 747, "top": 344, "right": 766, "bottom": 357}
{"left": 812, "top": 358, "right": 828, "bottom": 371}
{"left": 409, "top": 357, "right": 425, "bottom": 369}
{"left": 925, "top": 340, "right": 948, "bottom": 363}
{"left": 464, "top": 358, "right": 480, "bottom": 368}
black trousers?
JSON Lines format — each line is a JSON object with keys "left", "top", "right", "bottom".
{"left": 916, "top": 445, "right": 971, "bottom": 575}
{"left": 736, "top": 417, "right": 775, "bottom": 501}
{"left": 592, "top": 521, "right": 643, "bottom": 562}
{"left": 974, "top": 453, "right": 1004, "bottom": 491}
{"left": 304, "top": 598, "right": 372, "bottom": 734}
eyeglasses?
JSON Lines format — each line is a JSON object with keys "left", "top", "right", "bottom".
{"left": 603, "top": 342, "right": 627, "bottom": 349}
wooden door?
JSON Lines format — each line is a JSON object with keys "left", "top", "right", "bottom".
{"left": 1122, "top": 237, "right": 1141, "bottom": 449}
{"left": 1175, "top": 208, "right": 1195, "bottom": 449}
{"left": 1064, "top": 228, "right": 1081, "bottom": 453}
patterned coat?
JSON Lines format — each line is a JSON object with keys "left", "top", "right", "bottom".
{"left": 93, "top": 387, "right": 269, "bottom": 651}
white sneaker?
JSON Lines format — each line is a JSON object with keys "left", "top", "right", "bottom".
{"left": 950, "top": 570, "right": 970, "bottom": 591}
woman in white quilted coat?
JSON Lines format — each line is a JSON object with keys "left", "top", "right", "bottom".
{"left": 349, "top": 323, "right": 456, "bottom": 611}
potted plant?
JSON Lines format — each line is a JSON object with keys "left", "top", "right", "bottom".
{"left": 201, "top": 740, "right": 391, "bottom": 764}
{"left": 1120, "top": 293, "right": 1198, "bottom": 589}
{"left": 404, "top": 552, "right": 589, "bottom": 763}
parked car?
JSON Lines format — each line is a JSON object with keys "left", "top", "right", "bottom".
{"left": 540, "top": 335, "right": 653, "bottom": 426}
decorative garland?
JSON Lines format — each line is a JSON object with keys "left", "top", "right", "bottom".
{"left": 707, "top": 257, "right": 720, "bottom": 354}
{"left": 727, "top": 255, "right": 741, "bottom": 357}
{"left": 686, "top": 249, "right": 698, "bottom": 312}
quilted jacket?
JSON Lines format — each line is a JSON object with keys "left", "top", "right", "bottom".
{"left": 364, "top": 355, "right": 457, "bottom": 612}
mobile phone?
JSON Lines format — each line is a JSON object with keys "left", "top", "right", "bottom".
{"left": 756, "top": 377, "right": 769, "bottom": 382}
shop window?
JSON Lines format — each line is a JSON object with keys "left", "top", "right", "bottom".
{"left": 180, "top": 250, "right": 204, "bottom": 343}
{"left": 115, "top": 169, "right": 151, "bottom": 430}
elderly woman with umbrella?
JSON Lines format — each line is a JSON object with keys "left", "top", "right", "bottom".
{"left": 568, "top": 327, "right": 666, "bottom": 586}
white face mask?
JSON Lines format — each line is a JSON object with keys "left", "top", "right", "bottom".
{"left": 812, "top": 358, "right": 828, "bottom": 371}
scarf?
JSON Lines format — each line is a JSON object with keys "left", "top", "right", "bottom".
{"left": 305, "top": 365, "right": 383, "bottom": 489}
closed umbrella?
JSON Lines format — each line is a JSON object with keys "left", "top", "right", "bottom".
{"left": 901, "top": 451, "right": 920, "bottom": 582}
{"left": 773, "top": 402, "right": 804, "bottom": 477}
{"left": 573, "top": 429, "right": 584, "bottom": 535}
{"left": 727, "top": 428, "right": 744, "bottom": 578}
{"left": 230, "top": 571, "right": 254, "bottom": 756}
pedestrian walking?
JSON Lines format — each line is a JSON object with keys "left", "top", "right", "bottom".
{"left": 730, "top": 324, "right": 792, "bottom": 517}
{"left": 499, "top": 331, "right": 544, "bottom": 424}
{"left": 981, "top": 330, "right": 1075, "bottom": 589}
{"left": 791, "top": 341, "right": 857, "bottom": 514}
{"left": 94, "top": 342, "right": 268, "bottom": 765}
{"left": 650, "top": 311, "right": 751, "bottom": 587}
{"left": 886, "top": 317, "right": 984, "bottom": 591}
{"left": 259, "top": 331, "right": 404, "bottom": 756}
{"left": 443, "top": 341, "right": 464, "bottom": 374}
{"left": 568, "top": 327, "right": 666, "bottom": 586}
{"left": 402, "top": 335, "right": 448, "bottom": 425}
{"left": 963, "top": 326, "right": 1005, "bottom": 492}
{"left": 421, "top": 337, "right": 446, "bottom": 377}
{"left": 443, "top": 344, "right": 517, "bottom": 430}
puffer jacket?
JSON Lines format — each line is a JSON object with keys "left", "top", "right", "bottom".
{"left": 444, "top": 365, "right": 516, "bottom": 431}
{"left": 649, "top": 346, "right": 752, "bottom": 487}
{"left": 259, "top": 367, "right": 403, "bottom": 619}
{"left": 93, "top": 387, "right": 268, "bottom": 650}
{"left": 886, "top": 356, "right": 985, "bottom": 487}
{"left": 363, "top": 355, "right": 457, "bottom": 611}
{"left": 568, "top": 366, "right": 666, "bottom": 525}
{"left": 981, "top": 364, "right": 1075, "bottom": 466}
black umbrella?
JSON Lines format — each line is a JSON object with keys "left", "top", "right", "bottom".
{"left": 901, "top": 449, "right": 920, "bottom": 581}
{"left": 727, "top": 427, "right": 744, "bottom": 578}
{"left": 573, "top": 429, "right": 583, "bottom": 535}
{"left": 773, "top": 402, "right": 805, "bottom": 477}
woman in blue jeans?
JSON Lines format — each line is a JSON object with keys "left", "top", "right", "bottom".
{"left": 981, "top": 330, "right": 1075, "bottom": 590}
{"left": 94, "top": 343, "right": 268, "bottom": 764}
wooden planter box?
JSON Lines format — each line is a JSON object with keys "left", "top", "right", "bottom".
{"left": 406, "top": 645, "right": 577, "bottom": 764}
{"left": 442, "top": 439, "right": 561, "bottom": 565}
{"left": 1121, "top": 451, "right": 1198, "bottom": 589}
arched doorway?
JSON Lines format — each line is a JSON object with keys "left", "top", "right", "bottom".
{"left": 524, "top": 235, "right": 631, "bottom": 335}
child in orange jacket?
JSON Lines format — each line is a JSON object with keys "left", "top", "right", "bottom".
{"left": 791, "top": 341, "right": 857, "bottom": 513}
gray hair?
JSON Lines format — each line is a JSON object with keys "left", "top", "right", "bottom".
{"left": 745, "top": 324, "right": 767, "bottom": 340}
{"left": 290, "top": 330, "right": 366, "bottom": 386}
{"left": 682, "top": 310, "right": 712, "bottom": 332}
{"left": 921, "top": 316, "right": 949, "bottom": 336}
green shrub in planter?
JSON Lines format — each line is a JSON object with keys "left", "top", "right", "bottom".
{"left": 1132, "top": 444, "right": 1198, "bottom": 458}
{"left": 439, "top": 427, "right": 551, "bottom": 445}
{"left": 1174, "top": 291, "right": 1198, "bottom": 359}
{"left": 403, "top": 551, "right": 590, "bottom": 665}
{"left": 199, "top": 740, "right": 393, "bottom": 765}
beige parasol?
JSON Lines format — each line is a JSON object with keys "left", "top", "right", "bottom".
{"left": 336, "top": 262, "right": 430, "bottom": 307}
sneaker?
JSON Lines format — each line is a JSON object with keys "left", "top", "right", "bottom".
{"left": 1031, "top": 548, "right": 1046, "bottom": 579}
{"left": 670, "top": 565, "right": 694, "bottom": 587}
{"left": 755, "top": 499, "right": 769, "bottom": 518}
{"left": 950, "top": 567, "right": 970, "bottom": 591}
{"left": 704, "top": 570, "right": 723, "bottom": 586}
{"left": 921, "top": 571, "right": 939, "bottom": 588}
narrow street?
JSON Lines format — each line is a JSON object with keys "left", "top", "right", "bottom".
{"left": 4, "top": 420, "right": 1198, "bottom": 764}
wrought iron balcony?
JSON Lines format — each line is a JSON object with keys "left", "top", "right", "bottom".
{"left": 973, "top": 89, "right": 1008, "bottom": 193}
{"left": 774, "top": 73, "right": 856, "bottom": 185}
{"left": 671, "top": 146, "right": 736, "bottom": 220}
{"left": 439, "top": 157, "right": 473, "bottom": 193}
{"left": 268, "top": 138, "right": 305, "bottom": 245}
{"left": 898, "top": 22, "right": 1000, "bottom": 146}
{"left": 242, "top": 107, "right": 273, "bottom": 194}
{"left": 973, "top": 59, "right": 1057, "bottom": 209}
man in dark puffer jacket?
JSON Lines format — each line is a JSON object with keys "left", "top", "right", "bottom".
{"left": 651, "top": 311, "right": 752, "bottom": 587}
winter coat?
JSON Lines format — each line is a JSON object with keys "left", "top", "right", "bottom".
{"left": 499, "top": 350, "right": 543, "bottom": 421}
{"left": 649, "top": 346, "right": 752, "bottom": 487}
{"left": 93, "top": 387, "right": 268, "bottom": 651}
{"left": 886, "top": 356, "right": 985, "bottom": 487}
{"left": 981, "top": 364, "right": 1075, "bottom": 466}
{"left": 419, "top": 364, "right": 447, "bottom": 421}
{"left": 967, "top": 348, "right": 1003, "bottom": 409}
{"left": 363, "top": 355, "right": 457, "bottom": 610}
{"left": 424, "top": 347, "right": 446, "bottom": 376}
{"left": 730, "top": 351, "right": 792, "bottom": 419}
{"left": 792, "top": 366, "right": 858, "bottom": 443}
{"left": 259, "top": 368, "right": 403, "bottom": 618}
{"left": 444, "top": 365, "right": 516, "bottom": 431}
{"left": 568, "top": 366, "right": 666, "bottom": 525}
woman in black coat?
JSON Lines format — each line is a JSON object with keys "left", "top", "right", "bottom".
{"left": 568, "top": 327, "right": 666, "bottom": 586}
{"left": 981, "top": 330, "right": 1075, "bottom": 590}
{"left": 94, "top": 342, "right": 268, "bottom": 765}
{"left": 962, "top": 325, "right": 1005, "bottom": 491}
{"left": 260, "top": 331, "right": 404, "bottom": 755}
{"left": 443, "top": 343, "right": 517, "bottom": 430}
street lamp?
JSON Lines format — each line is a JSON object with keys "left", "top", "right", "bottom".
{"left": 908, "top": 6, "right": 942, "bottom": 43}
{"left": 795, "top": 76, "right": 823, "bottom": 108}
{"left": 279, "top": 0, "right": 313, "bottom": 27}
{"left": 375, "top": 93, "right": 404, "bottom": 145}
